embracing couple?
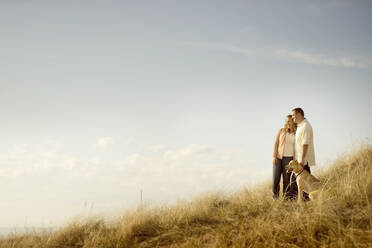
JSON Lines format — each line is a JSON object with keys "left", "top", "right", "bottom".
{"left": 272, "top": 107, "right": 315, "bottom": 200}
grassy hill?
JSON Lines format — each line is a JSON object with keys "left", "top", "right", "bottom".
{"left": 1, "top": 145, "right": 371, "bottom": 248}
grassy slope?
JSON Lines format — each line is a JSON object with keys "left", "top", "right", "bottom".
{"left": 1, "top": 145, "right": 371, "bottom": 248}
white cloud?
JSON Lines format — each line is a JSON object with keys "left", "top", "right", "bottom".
{"left": 96, "top": 136, "right": 115, "bottom": 148}
{"left": 179, "top": 41, "right": 258, "bottom": 56}
{"left": 0, "top": 140, "right": 264, "bottom": 228}
{"left": 121, "top": 137, "right": 136, "bottom": 146}
{"left": 0, "top": 140, "right": 259, "bottom": 193}
{"left": 0, "top": 47, "right": 62, "bottom": 59}
{"left": 163, "top": 144, "right": 215, "bottom": 161}
{"left": 275, "top": 49, "right": 368, "bottom": 68}
{"left": 149, "top": 144, "right": 166, "bottom": 152}
{"left": 180, "top": 41, "right": 369, "bottom": 69}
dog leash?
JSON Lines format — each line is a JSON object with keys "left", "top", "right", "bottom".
{"left": 296, "top": 168, "right": 305, "bottom": 176}
{"left": 290, "top": 171, "right": 294, "bottom": 186}
{"left": 290, "top": 168, "right": 304, "bottom": 186}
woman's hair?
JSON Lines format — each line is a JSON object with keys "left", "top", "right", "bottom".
{"left": 284, "top": 115, "right": 297, "bottom": 133}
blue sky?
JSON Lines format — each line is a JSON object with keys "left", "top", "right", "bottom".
{"left": 0, "top": 0, "right": 371, "bottom": 231}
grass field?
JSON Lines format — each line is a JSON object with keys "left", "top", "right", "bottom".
{"left": 1, "top": 144, "right": 371, "bottom": 247}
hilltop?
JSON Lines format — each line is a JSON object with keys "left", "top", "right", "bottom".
{"left": 1, "top": 144, "right": 371, "bottom": 248}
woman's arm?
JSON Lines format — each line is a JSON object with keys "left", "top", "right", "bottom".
{"left": 272, "top": 129, "right": 282, "bottom": 164}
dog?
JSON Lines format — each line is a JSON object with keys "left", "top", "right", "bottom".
{"left": 285, "top": 160, "right": 322, "bottom": 203}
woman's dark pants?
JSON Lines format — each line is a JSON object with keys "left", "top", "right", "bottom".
{"left": 272, "top": 156, "right": 293, "bottom": 199}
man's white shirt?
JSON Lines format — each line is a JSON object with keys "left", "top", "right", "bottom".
{"left": 294, "top": 118, "right": 316, "bottom": 166}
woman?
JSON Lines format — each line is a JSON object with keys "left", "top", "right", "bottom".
{"left": 272, "top": 114, "right": 296, "bottom": 199}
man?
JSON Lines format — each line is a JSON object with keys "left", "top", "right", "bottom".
{"left": 290, "top": 107, "right": 316, "bottom": 201}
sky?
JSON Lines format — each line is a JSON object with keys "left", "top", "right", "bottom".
{"left": 0, "top": 0, "right": 371, "bottom": 233}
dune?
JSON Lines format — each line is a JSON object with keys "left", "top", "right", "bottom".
{"left": 1, "top": 144, "right": 371, "bottom": 247}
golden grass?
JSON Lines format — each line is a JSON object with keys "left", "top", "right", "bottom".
{"left": 1, "top": 144, "right": 371, "bottom": 247}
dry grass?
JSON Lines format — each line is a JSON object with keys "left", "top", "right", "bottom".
{"left": 1, "top": 144, "right": 371, "bottom": 247}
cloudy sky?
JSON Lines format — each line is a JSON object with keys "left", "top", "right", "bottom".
{"left": 1, "top": 0, "right": 371, "bottom": 231}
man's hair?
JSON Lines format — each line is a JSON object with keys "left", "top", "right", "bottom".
{"left": 292, "top": 107, "right": 304, "bottom": 117}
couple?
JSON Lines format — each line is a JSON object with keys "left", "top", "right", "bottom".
{"left": 272, "top": 107, "right": 316, "bottom": 200}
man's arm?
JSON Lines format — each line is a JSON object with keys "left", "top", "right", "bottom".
{"left": 300, "top": 144, "right": 308, "bottom": 165}
{"left": 300, "top": 124, "right": 311, "bottom": 165}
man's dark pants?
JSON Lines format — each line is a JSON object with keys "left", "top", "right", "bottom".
{"left": 289, "top": 162, "right": 311, "bottom": 201}
{"left": 272, "top": 156, "right": 293, "bottom": 199}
